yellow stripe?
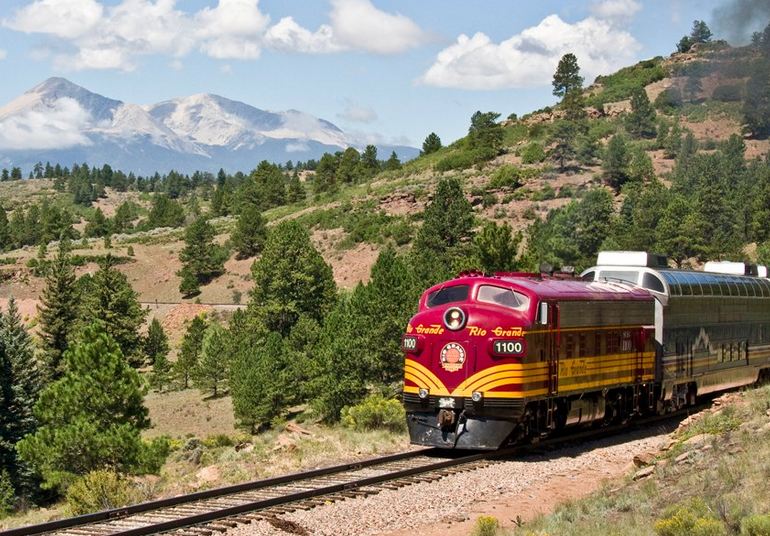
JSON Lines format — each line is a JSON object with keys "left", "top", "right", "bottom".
{"left": 461, "top": 371, "right": 548, "bottom": 393}
{"left": 526, "top": 324, "right": 655, "bottom": 334}
{"left": 405, "top": 359, "right": 448, "bottom": 391}
{"left": 404, "top": 367, "right": 445, "bottom": 394}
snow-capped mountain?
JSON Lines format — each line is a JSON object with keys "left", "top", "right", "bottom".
{"left": 0, "top": 78, "right": 417, "bottom": 174}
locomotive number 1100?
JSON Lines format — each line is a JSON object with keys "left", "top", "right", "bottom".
{"left": 493, "top": 339, "right": 525, "bottom": 356}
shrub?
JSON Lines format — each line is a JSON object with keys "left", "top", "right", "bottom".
{"left": 472, "top": 515, "right": 500, "bottom": 536}
{"left": 65, "top": 470, "right": 141, "bottom": 515}
{"left": 126, "top": 245, "right": 135, "bottom": 257}
{"left": 203, "top": 434, "right": 235, "bottom": 448}
{"left": 654, "top": 498, "right": 727, "bottom": 536}
{"left": 712, "top": 84, "right": 744, "bottom": 102}
{"left": 531, "top": 184, "right": 556, "bottom": 201}
{"left": 232, "top": 290, "right": 242, "bottom": 304}
{"left": 482, "top": 193, "right": 497, "bottom": 208}
{"left": 742, "top": 514, "right": 770, "bottom": 536}
{"left": 521, "top": 142, "right": 546, "bottom": 164}
{"left": 435, "top": 150, "right": 478, "bottom": 172}
{"left": 655, "top": 88, "right": 684, "bottom": 113}
{"left": 340, "top": 395, "right": 406, "bottom": 432}
{"left": 589, "top": 57, "right": 666, "bottom": 106}
{"left": 0, "top": 471, "right": 14, "bottom": 518}
{"left": 489, "top": 166, "right": 520, "bottom": 189}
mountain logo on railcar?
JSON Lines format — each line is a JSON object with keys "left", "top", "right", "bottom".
{"left": 440, "top": 342, "right": 466, "bottom": 372}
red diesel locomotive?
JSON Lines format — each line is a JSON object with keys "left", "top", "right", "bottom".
{"left": 402, "top": 271, "right": 657, "bottom": 449}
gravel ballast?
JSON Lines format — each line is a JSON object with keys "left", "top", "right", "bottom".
{"left": 226, "top": 426, "right": 672, "bottom": 536}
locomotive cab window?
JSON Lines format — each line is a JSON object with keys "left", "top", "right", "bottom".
{"left": 642, "top": 273, "right": 665, "bottom": 293}
{"left": 427, "top": 285, "right": 469, "bottom": 307}
{"left": 477, "top": 285, "right": 529, "bottom": 310}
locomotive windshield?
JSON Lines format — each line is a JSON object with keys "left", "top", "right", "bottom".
{"left": 477, "top": 285, "right": 529, "bottom": 310}
{"left": 426, "top": 285, "right": 469, "bottom": 307}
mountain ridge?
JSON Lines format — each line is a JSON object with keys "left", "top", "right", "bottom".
{"left": 0, "top": 77, "right": 417, "bottom": 174}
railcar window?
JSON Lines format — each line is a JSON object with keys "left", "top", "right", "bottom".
{"left": 579, "top": 333, "right": 588, "bottom": 357}
{"left": 607, "top": 332, "right": 620, "bottom": 354}
{"left": 642, "top": 273, "right": 665, "bottom": 293}
{"left": 582, "top": 270, "right": 595, "bottom": 281}
{"left": 427, "top": 285, "right": 469, "bottom": 307}
{"left": 565, "top": 334, "right": 574, "bottom": 359}
{"left": 476, "top": 285, "right": 529, "bottom": 310}
{"left": 598, "top": 270, "right": 639, "bottom": 285}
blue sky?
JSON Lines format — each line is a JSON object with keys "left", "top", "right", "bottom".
{"left": 0, "top": 0, "right": 747, "bottom": 148}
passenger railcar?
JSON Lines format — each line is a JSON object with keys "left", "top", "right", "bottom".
{"left": 402, "top": 252, "right": 770, "bottom": 450}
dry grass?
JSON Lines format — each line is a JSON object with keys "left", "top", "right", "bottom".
{"left": 514, "top": 384, "right": 770, "bottom": 536}
{"left": 144, "top": 389, "right": 238, "bottom": 439}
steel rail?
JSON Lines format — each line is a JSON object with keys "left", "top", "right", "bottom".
{"left": 0, "top": 447, "right": 439, "bottom": 536}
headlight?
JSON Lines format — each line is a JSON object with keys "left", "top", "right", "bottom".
{"left": 443, "top": 307, "right": 467, "bottom": 331}
{"left": 471, "top": 391, "right": 483, "bottom": 403}
{"left": 418, "top": 388, "right": 429, "bottom": 399}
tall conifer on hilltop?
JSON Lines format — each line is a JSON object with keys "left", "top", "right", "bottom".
{"left": 175, "top": 315, "right": 207, "bottom": 389}
{"left": 38, "top": 240, "right": 78, "bottom": 380}
{"left": 177, "top": 216, "right": 226, "bottom": 297}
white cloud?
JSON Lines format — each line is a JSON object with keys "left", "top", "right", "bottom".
{"left": 0, "top": 49, "right": 6, "bottom": 60}
{"left": 590, "top": 0, "right": 642, "bottom": 25}
{"left": 420, "top": 14, "right": 641, "bottom": 90}
{"left": 4, "top": 0, "right": 427, "bottom": 70}
{"left": 264, "top": 17, "right": 340, "bottom": 54}
{"left": 337, "top": 99, "right": 378, "bottom": 123}
{"left": 4, "top": 0, "right": 104, "bottom": 39}
{"left": 329, "top": 0, "right": 428, "bottom": 54}
{"left": 220, "top": 63, "right": 233, "bottom": 74}
{"left": 0, "top": 97, "right": 92, "bottom": 150}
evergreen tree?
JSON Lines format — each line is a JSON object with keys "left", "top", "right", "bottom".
{"left": 473, "top": 221, "right": 522, "bottom": 273}
{"left": 664, "top": 119, "right": 684, "bottom": 158}
{"left": 552, "top": 53, "right": 584, "bottom": 98}
{"left": 143, "top": 318, "right": 169, "bottom": 366}
{"left": 626, "top": 88, "right": 657, "bottom": 138}
{"left": 690, "top": 20, "right": 712, "bottom": 43}
{"left": 744, "top": 60, "right": 770, "bottom": 138}
{"left": 337, "top": 147, "right": 362, "bottom": 184}
{"left": 146, "top": 195, "right": 185, "bottom": 229}
{"left": 193, "top": 323, "right": 229, "bottom": 397}
{"left": 628, "top": 149, "right": 656, "bottom": 183}
{"left": 603, "top": 134, "right": 631, "bottom": 191}
{"left": 248, "top": 221, "right": 336, "bottom": 336}
{"left": 175, "top": 315, "right": 207, "bottom": 389}
{"left": 361, "top": 145, "right": 379, "bottom": 176}
{"left": 79, "top": 256, "right": 146, "bottom": 367}
{"left": 177, "top": 216, "right": 226, "bottom": 297}
{"left": 421, "top": 132, "right": 442, "bottom": 155}
{"left": 16, "top": 324, "right": 151, "bottom": 491}
{"left": 0, "top": 297, "right": 42, "bottom": 501}
{"left": 286, "top": 172, "right": 306, "bottom": 203}
{"left": 385, "top": 151, "right": 402, "bottom": 171}
{"left": 314, "top": 153, "right": 339, "bottom": 194}
{"left": 412, "top": 177, "right": 474, "bottom": 283}
{"left": 548, "top": 120, "right": 578, "bottom": 170}
{"left": 230, "top": 332, "right": 286, "bottom": 432}
{"left": 150, "top": 352, "right": 172, "bottom": 393}
{"left": 231, "top": 205, "right": 267, "bottom": 259}
{"left": 112, "top": 201, "right": 138, "bottom": 234}
{"left": 655, "top": 195, "right": 703, "bottom": 266}
{"left": 467, "top": 111, "right": 503, "bottom": 159}
{"left": 38, "top": 244, "right": 78, "bottom": 380}
{"left": 84, "top": 208, "right": 110, "bottom": 238}
{"left": 561, "top": 89, "right": 587, "bottom": 122}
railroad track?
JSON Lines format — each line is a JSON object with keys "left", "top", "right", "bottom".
{"left": 3, "top": 404, "right": 705, "bottom": 536}
{"left": 3, "top": 448, "right": 497, "bottom": 536}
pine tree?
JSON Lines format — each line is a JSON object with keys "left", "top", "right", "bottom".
{"left": 150, "top": 352, "right": 172, "bottom": 392}
{"left": 230, "top": 332, "right": 286, "bottom": 432}
{"left": 177, "top": 216, "right": 226, "bottom": 297}
{"left": 84, "top": 208, "right": 111, "bottom": 238}
{"left": 744, "top": 60, "right": 770, "bottom": 138}
{"left": 473, "top": 221, "right": 522, "bottom": 273}
{"left": 286, "top": 172, "right": 306, "bottom": 203}
{"left": 175, "top": 315, "right": 207, "bottom": 389}
{"left": 337, "top": 147, "right": 362, "bottom": 184}
{"left": 143, "top": 318, "right": 169, "bottom": 366}
{"left": 467, "top": 111, "right": 503, "bottom": 159}
{"left": 421, "top": 132, "right": 442, "bottom": 155}
{"left": 552, "top": 53, "right": 584, "bottom": 98}
{"left": 0, "top": 297, "right": 42, "bottom": 500}
{"left": 38, "top": 244, "right": 78, "bottom": 380}
{"left": 16, "top": 324, "right": 151, "bottom": 491}
{"left": 385, "top": 151, "right": 402, "bottom": 171}
{"left": 146, "top": 195, "right": 185, "bottom": 229}
{"left": 79, "top": 256, "right": 146, "bottom": 367}
{"left": 361, "top": 145, "right": 379, "bottom": 176}
{"left": 626, "top": 88, "right": 657, "bottom": 138}
{"left": 690, "top": 20, "right": 712, "bottom": 43}
{"left": 248, "top": 221, "right": 336, "bottom": 336}
{"left": 628, "top": 149, "right": 656, "bottom": 183}
{"left": 548, "top": 120, "right": 578, "bottom": 171}
{"left": 603, "top": 134, "right": 631, "bottom": 191}
{"left": 193, "top": 323, "right": 230, "bottom": 397}
{"left": 231, "top": 205, "right": 267, "bottom": 259}
{"left": 412, "top": 177, "right": 474, "bottom": 283}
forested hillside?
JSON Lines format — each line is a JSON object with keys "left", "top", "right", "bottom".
{"left": 1, "top": 19, "right": 770, "bottom": 522}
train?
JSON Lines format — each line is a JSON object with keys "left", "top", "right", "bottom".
{"left": 402, "top": 251, "right": 770, "bottom": 449}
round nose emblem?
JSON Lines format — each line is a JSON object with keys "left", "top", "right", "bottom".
{"left": 440, "top": 342, "right": 466, "bottom": 372}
